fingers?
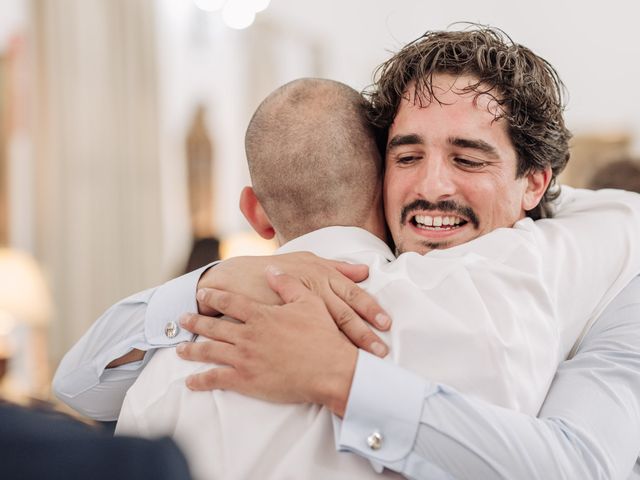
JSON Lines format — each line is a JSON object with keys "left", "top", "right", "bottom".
{"left": 322, "top": 294, "right": 389, "bottom": 358}
{"left": 196, "top": 264, "right": 224, "bottom": 315}
{"left": 177, "top": 339, "right": 237, "bottom": 366}
{"left": 332, "top": 261, "right": 370, "bottom": 282}
{"left": 263, "top": 263, "right": 390, "bottom": 358}
{"left": 185, "top": 367, "right": 238, "bottom": 392}
{"left": 197, "top": 303, "right": 219, "bottom": 317}
{"left": 265, "top": 266, "right": 317, "bottom": 305}
{"left": 180, "top": 313, "right": 242, "bottom": 342}
{"left": 195, "top": 288, "right": 260, "bottom": 324}
{"left": 329, "top": 277, "right": 392, "bottom": 331}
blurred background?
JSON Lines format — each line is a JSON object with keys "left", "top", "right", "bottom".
{"left": 0, "top": 0, "right": 639, "bottom": 402}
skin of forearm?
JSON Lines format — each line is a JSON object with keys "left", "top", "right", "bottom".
{"left": 106, "top": 348, "right": 145, "bottom": 368}
{"left": 316, "top": 343, "right": 358, "bottom": 417}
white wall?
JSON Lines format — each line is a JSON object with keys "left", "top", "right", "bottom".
{"left": 0, "top": 0, "right": 27, "bottom": 50}
{"left": 155, "top": 0, "right": 248, "bottom": 275}
{"left": 156, "top": 0, "right": 329, "bottom": 273}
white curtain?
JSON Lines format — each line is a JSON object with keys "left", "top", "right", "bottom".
{"left": 32, "top": 0, "right": 163, "bottom": 364}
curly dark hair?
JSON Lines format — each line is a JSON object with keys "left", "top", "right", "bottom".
{"left": 364, "top": 25, "right": 572, "bottom": 219}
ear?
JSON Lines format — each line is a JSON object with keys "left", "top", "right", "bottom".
{"left": 239, "top": 186, "right": 275, "bottom": 239}
{"left": 522, "top": 167, "right": 552, "bottom": 211}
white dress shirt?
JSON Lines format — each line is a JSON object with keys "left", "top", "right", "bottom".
{"left": 114, "top": 187, "right": 640, "bottom": 479}
{"left": 338, "top": 276, "right": 640, "bottom": 479}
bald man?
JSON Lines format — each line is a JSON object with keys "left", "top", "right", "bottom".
{"left": 115, "top": 78, "right": 640, "bottom": 479}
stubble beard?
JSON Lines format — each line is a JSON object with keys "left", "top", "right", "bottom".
{"left": 395, "top": 236, "right": 453, "bottom": 255}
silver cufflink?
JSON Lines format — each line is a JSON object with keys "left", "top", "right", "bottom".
{"left": 367, "top": 431, "right": 383, "bottom": 450}
{"left": 164, "top": 321, "right": 179, "bottom": 338}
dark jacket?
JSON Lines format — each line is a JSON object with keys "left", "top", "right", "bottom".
{"left": 0, "top": 401, "right": 192, "bottom": 480}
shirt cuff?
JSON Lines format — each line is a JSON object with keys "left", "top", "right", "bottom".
{"left": 145, "top": 263, "right": 217, "bottom": 346}
{"left": 336, "top": 350, "right": 435, "bottom": 467}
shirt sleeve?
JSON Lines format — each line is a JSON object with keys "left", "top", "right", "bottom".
{"left": 52, "top": 264, "right": 214, "bottom": 421}
{"left": 337, "top": 275, "right": 640, "bottom": 479}
{"left": 529, "top": 188, "right": 640, "bottom": 356}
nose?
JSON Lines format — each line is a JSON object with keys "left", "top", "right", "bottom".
{"left": 414, "top": 157, "right": 457, "bottom": 202}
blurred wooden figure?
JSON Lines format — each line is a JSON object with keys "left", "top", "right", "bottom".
{"left": 186, "top": 104, "right": 215, "bottom": 239}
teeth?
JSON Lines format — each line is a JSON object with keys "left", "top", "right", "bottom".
{"left": 415, "top": 215, "right": 433, "bottom": 226}
{"left": 414, "top": 215, "right": 464, "bottom": 228}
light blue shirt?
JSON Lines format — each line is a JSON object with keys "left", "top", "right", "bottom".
{"left": 52, "top": 265, "right": 211, "bottom": 420}
{"left": 338, "top": 275, "right": 640, "bottom": 479}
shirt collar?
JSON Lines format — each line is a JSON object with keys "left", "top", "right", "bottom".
{"left": 276, "top": 226, "right": 395, "bottom": 262}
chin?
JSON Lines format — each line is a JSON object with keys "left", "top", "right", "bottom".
{"left": 398, "top": 240, "right": 451, "bottom": 255}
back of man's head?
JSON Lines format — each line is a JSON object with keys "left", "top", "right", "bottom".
{"left": 245, "top": 78, "right": 383, "bottom": 242}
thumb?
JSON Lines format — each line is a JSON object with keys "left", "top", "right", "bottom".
{"left": 333, "top": 262, "right": 369, "bottom": 282}
{"left": 265, "top": 266, "right": 313, "bottom": 305}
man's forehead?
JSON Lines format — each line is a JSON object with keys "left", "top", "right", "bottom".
{"left": 389, "top": 74, "right": 517, "bottom": 165}
{"left": 402, "top": 74, "right": 505, "bottom": 119}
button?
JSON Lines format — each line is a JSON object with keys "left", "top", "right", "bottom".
{"left": 164, "top": 321, "right": 179, "bottom": 338}
{"left": 367, "top": 431, "right": 383, "bottom": 450}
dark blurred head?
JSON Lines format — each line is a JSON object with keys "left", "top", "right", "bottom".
{"left": 588, "top": 159, "right": 640, "bottom": 193}
{"left": 184, "top": 237, "right": 220, "bottom": 273}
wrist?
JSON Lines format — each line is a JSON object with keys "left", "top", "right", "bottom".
{"left": 196, "top": 263, "right": 221, "bottom": 315}
{"left": 106, "top": 348, "right": 145, "bottom": 368}
{"left": 314, "top": 343, "right": 358, "bottom": 417}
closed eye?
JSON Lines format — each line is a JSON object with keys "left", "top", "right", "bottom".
{"left": 455, "top": 157, "right": 487, "bottom": 169}
{"left": 396, "top": 155, "right": 422, "bottom": 165}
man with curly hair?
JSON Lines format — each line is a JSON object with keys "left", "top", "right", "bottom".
{"left": 366, "top": 28, "right": 571, "bottom": 254}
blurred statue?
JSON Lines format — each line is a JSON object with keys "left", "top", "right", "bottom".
{"left": 184, "top": 105, "right": 220, "bottom": 273}
{"left": 186, "top": 104, "right": 215, "bottom": 239}
{"left": 588, "top": 158, "right": 640, "bottom": 193}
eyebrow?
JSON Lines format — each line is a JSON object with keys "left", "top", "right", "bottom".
{"left": 386, "top": 134, "right": 424, "bottom": 152}
{"left": 449, "top": 137, "right": 500, "bottom": 159}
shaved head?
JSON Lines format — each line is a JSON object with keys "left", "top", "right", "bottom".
{"left": 245, "top": 78, "right": 383, "bottom": 241}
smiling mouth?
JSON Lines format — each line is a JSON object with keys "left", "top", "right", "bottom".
{"left": 400, "top": 199, "right": 480, "bottom": 232}
{"left": 410, "top": 214, "right": 468, "bottom": 231}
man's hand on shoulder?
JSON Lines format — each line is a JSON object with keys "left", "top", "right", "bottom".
{"left": 177, "top": 267, "right": 358, "bottom": 417}
{"left": 196, "top": 252, "right": 391, "bottom": 356}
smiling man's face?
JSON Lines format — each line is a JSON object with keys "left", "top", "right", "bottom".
{"left": 384, "top": 73, "right": 547, "bottom": 255}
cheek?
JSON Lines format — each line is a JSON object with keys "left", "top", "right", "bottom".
{"left": 487, "top": 183, "right": 527, "bottom": 226}
{"left": 459, "top": 180, "right": 488, "bottom": 211}
{"left": 383, "top": 173, "right": 401, "bottom": 216}
{"left": 463, "top": 179, "right": 512, "bottom": 224}
{"left": 382, "top": 179, "right": 391, "bottom": 214}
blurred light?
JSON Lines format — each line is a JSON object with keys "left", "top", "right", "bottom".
{"left": 0, "top": 249, "right": 53, "bottom": 327}
{"left": 0, "top": 311, "right": 16, "bottom": 337}
{"left": 220, "top": 231, "right": 277, "bottom": 259}
{"left": 193, "top": 0, "right": 227, "bottom": 12}
{"left": 222, "top": 0, "right": 256, "bottom": 29}
{"left": 248, "top": 0, "right": 271, "bottom": 13}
